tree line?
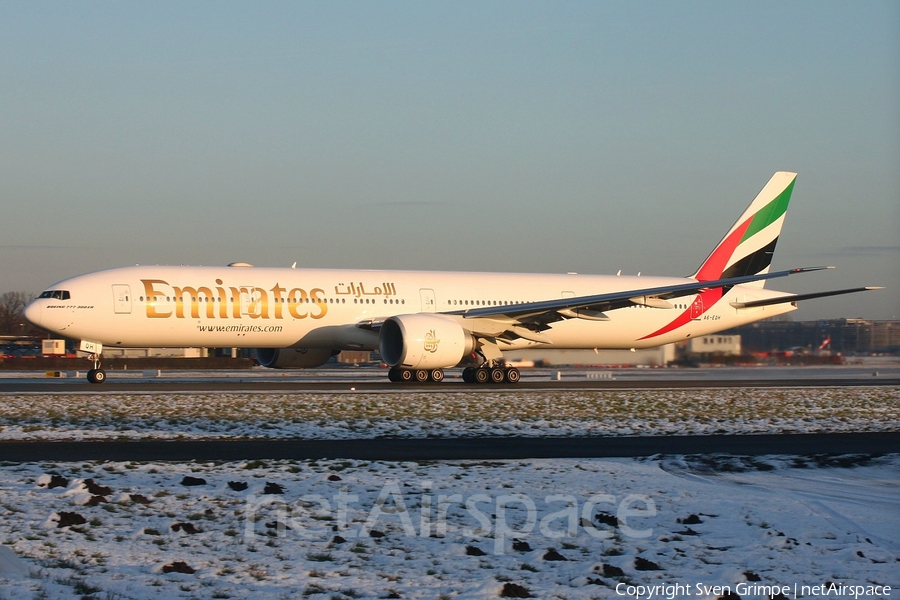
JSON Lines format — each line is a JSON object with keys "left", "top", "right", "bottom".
{"left": 0, "top": 291, "right": 42, "bottom": 337}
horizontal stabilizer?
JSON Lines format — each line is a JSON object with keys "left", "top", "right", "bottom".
{"left": 729, "top": 287, "right": 883, "bottom": 309}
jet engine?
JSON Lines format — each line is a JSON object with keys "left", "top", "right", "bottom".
{"left": 379, "top": 314, "right": 475, "bottom": 370}
{"left": 256, "top": 347, "right": 338, "bottom": 369}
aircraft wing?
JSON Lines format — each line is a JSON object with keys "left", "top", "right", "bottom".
{"left": 354, "top": 266, "right": 878, "bottom": 345}
{"left": 446, "top": 266, "right": 875, "bottom": 335}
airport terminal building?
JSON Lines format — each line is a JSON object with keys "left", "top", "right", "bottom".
{"left": 726, "top": 319, "right": 899, "bottom": 355}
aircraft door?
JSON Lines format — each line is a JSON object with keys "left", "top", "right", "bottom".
{"left": 240, "top": 286, "right": 262, "bottom": 317}
{"left": 690, "top": 296, "right": 704, "bottom": 320}
{"left": 112, "top": 285, "right": 132, "bottom": 314}
{"left": 419, "top": 289, "right": 436, "bottom": 313}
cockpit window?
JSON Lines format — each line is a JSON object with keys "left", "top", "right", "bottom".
{"left": 39, "top": 290, "right": 70, "bottom": 300}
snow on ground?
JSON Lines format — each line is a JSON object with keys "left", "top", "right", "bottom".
{"left": 0, "top": 385, "right": 897, "bottom": 598}
{"left": 1, "top": 386, "right": 898, "bottom": 440}
{"left": 0, "top": 455, "right": 897, "bottom": 599}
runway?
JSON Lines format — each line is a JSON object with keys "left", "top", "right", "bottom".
{"left": 2, "top": 366, "right": 897, "bottom": 462}
{"left": 2, "top": 432, "right": 897, "bottom": 462}
{"left": 4, "top": 379, "right": 900, "bottom": 394}
{"left": 2, "top": 364, "right": 899, "bottom": 393}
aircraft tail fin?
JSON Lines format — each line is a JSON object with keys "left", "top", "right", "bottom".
{"left": 692, "top": 171, "right": 797, "bottom": 287}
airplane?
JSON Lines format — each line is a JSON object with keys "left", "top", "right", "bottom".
{"left": 23, "top": 172, "right": 880, "bottom": 384}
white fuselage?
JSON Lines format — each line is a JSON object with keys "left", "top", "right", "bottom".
{"left": 24, "top": 264, "right": 795, "bottom": 354}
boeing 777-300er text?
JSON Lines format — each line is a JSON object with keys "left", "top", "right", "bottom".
{"left": 24, "top": 172, "right": 880, "bottom": 384}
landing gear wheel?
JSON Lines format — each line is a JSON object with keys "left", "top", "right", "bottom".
{"left": 399, "top": 369, "right": 414, "bottom": 383}
{"left": 86, "top": 368, "right": 106, "bottom": 384}
{"left": 504, "top": 367, "right": 521, "bottom": 383}
{"left": 474, "top": 368, "right": 489, "bottom": 384}
{"left": 84, "top": 351, "right": 106, "bottom": 384}
{"left": 490, "top": 368, "right": 506, "bottom": 383}
{"left": 429, "top": 369, "right": 444, "bottom": 383}
{"left": 414, "top": 369, "right": 429, "bottom": 383}
{"left": 462, "top": 367, "right": 475, "bottom": 383}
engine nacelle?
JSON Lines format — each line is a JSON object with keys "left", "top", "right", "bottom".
{"left": 379, "top": 314, "right": 475, "bottom": 369}
{"left": 255, "top": 347, "right": 338, "bottom": 369}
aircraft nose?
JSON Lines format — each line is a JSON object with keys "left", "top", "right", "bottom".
{"left": 23, "top": 301, "right": 42, "bottom": 328}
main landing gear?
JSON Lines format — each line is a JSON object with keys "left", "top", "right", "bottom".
{"left": 387, "top": 367, "right": 445, "bottom": 383}
{"left": 386, "top": 366, "right": 520, "bottom": 384}
{"left": 462, "top": 366, "right": 520, "bottom": 384}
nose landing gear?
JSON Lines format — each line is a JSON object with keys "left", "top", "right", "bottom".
{"left": 86, "top": 365, "right": 107, "bottom": 384}
{"left": 82, "top": 346, "right": 106, "bottom": 384}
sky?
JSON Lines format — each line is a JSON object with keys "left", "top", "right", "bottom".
{"left": 1, "top": 1, "right": 898, "bottom": 320}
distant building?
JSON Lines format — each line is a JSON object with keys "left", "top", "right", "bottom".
{"left": 725, "top": 319, "right": 900, "bottom": 355}
{"left": 503, "top": 345, "right": 675, "bottom": 367}
{"left": 101, "top": 347, "right": 209, "bottom": 359}
{"left": 337, "top": 350, "right": 374, "bottom": 365}
{"left": 41, "top": 339, "right": 66, "bottom": 356}
{"left": 685, "top": 334, "right": 741, "bottom": 356}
